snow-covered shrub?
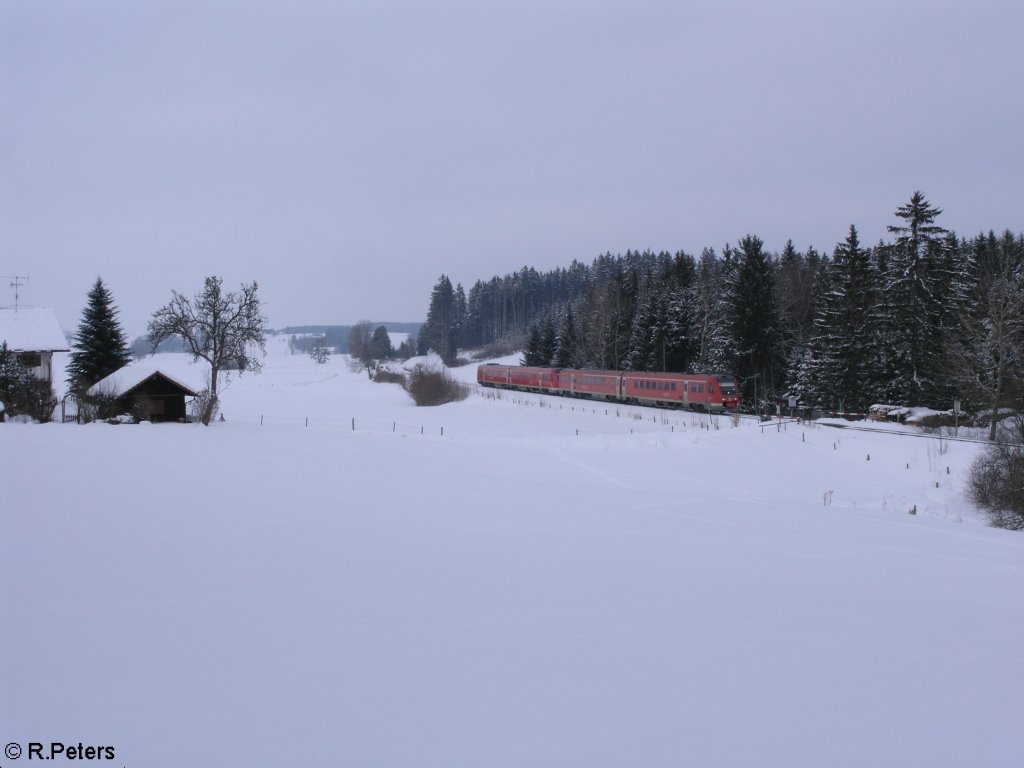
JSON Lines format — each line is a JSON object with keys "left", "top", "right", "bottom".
{"left": 373, "top": 367, "right": 406, "bottom": 386}
{"left": 405, "top": 364, "right": 470, "bottom": 406}
{"left": 967, "top": 414, "right": 1024, "bottom": 530}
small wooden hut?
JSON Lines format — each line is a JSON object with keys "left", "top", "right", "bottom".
{"left": 87, "top": 366, "right": 198, "bottom": 422}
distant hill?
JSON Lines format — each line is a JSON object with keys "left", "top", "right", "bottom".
{"left": 131, "top": 322, "right": 421, "bottom": 358}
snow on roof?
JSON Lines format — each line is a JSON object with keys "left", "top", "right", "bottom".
{"left": 0, "top": 307, "right": 69, "bottom": 352}
{"left": 87, "top": 353, "right": 208, "bottom": 397}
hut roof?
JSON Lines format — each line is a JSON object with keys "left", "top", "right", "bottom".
{"left": 88, "top": 365, "right": 199, "bottom": 398}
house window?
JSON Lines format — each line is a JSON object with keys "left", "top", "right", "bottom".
{"left": 17, "top": 352, "right": 42, "bottom": 368}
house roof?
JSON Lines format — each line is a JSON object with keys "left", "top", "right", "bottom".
{"left": 88, "top": 364, "right": 199, "bottom": 398}
{"left": 0, "top": 307, "right": 69, "bottom": 352}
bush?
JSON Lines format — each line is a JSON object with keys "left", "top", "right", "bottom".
{"left": 373, "top": 368, "right": 406, "bottom": 386}
{"left": 967, "top": 414, "right": 1024, "bottom": 530}
{"left": 405, "top": 364, "right": 470, "bottom": 406}
{"left": 0, "top": 344, "right": 57, "bottom": 422}
{"left": 17, "top": 379, "right": 57, "bottom": 422}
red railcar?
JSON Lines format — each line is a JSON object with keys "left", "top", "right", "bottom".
{"left": 477, "top": 364, "right": 740, "bottom": 412}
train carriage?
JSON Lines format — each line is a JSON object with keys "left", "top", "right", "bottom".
{"left": 558, "top": 369, "right": 622, "bottom": 400}
{"left": 478, "top": 364, "right": 740, "bottom": 412}
{"left": 478, "top": 364, "right": 560, "bottom": 393}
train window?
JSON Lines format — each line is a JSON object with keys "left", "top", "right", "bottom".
{"left": 684, "top": 382, "right": 688, "bottom": 392}
{"left": 698, "top": 383, "right": 704, "bottom": 393}
{"left": 709, "top": 384, "right": 714, "bottom": 393}
{"left": 671, "top": 382, "right": 676, "bottom": 391}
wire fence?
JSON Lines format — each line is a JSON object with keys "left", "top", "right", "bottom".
{"left": 228, "top": 412, "right": 446, "bottom": 436}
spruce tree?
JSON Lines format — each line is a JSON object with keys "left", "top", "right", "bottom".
{"left": 67, "top": 277, "right": 131, "bottom": 395}
{"left": 539, "top": 316, "right": 558, "bottom": 366}
{"left": 803, "top": 225, "right": 881, "bottom": 412}
{"left": 521, "top": 322, "right": 545, "bottom": 366}
{"left": 882, "top": 191, "right": 948, "bottom": 404}
{"left": 730, "top": 235, "right": 783, "bottom": 407}
{"left": 553, "top": 305, "right": 580, "bottom": 368}
{"left": 419, "top": 275, "right": 458, "bottom": 364}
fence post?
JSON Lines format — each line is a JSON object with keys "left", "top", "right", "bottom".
{"left": 351, "top": 417, "right": 355, "bottom": 431}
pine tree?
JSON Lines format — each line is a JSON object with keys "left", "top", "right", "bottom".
{"left": 539, "top": 316, "right": 558, "bottom": 366}
{"left": 67, "top": 277, "right": 131, "bottom": 395}
{"left": 882, "top": 191, "right": 948, "bottom": 404}
{"left": 419, "top": 275, "right": 458, "bottom": 364}
{"left": 730, "top": 235, "right": 783, "bottom": 407}
{"left": 553, "top": 304, "right": 580, "bottom": 368}
{"left": 626, "top": 278, "right": 659, "bottom": 371}
{"left": 803, "top": 225, "right": 881, "bottom": 412}
{"left": 662, "top": 251, "right": 697, "bottom": 372}
{"left": 371, "top": 326, "right": 393, "bottom": 359}
{"left": 0, "top": 341, "right": 31, "bottom": 413}
{"left": 521, "top": 322, "right": 545, "bottom": 366}
{"left": 946, "top": 230, "right": 1024, "bottom": 438}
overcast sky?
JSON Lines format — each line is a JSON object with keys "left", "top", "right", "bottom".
{"left": 3, "top": 0, "right": 1022, "bottom": 336}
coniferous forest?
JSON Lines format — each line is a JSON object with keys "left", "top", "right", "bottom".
{"left": 419, "top": 192, "right": 1024, "bottom": 424}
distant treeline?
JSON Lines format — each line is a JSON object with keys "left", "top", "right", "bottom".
{"left": 278, "top": 323, "right": 420, "bottom": 354}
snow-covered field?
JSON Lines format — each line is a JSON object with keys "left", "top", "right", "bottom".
{"left": 3, "top": 340, "right": 1022, "bottom": 767}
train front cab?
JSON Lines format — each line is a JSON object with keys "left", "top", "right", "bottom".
{"left": 715, "top": 375, "right": 739, "bottom": 411}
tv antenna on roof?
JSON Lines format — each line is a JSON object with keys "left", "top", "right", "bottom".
{"left": 1, "top": 274, "right": 28, "bottom": 310}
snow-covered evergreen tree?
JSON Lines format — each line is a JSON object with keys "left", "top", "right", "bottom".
{"left": 801, "top": 225, "right": 881, "bottom": 412}
{"left": 521, "top": 322, "right": 545, "bottom": 366}
{"left": 881, "top": 191, "right": 948, "bottom": 404}
{"left": 730, "top": 235, "right": 783, "bottom": 407}
{"left": 552, "top": 304, "right": 580, "bottom": 368}
{"left": 66, "top": 277, "right": 131, "bottom": 395}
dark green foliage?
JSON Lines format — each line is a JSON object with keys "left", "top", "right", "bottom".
{"left": 371, "top": 325, "right": 393, "bottom": 360}
{"left": 0, "top": 342, "right": 56, "bottom": 422}
{"left": 0, "top": 341, "right": 30, "bottom": 415}
{"left": 66, "top": 277, "right": 131, "bottom": 394}
{"left": 945, "top": 231, "right": 1024, "bottom": 438}
{"left": 881, "top": 191, "right": 949, "bottom": 404}
{"left": 800, "top": 226, "right": 881, "bottom": 412}
{"left": 730, "top": 235, "right": 784, "bottom": 407}
{"left": 552, "top": 304, "right": 580, "bottom": 368}
{"left": 521, "top": 322, "right": 545, "bottom": 366}
{"left": 419, "top": 275, "right": 459, "bottom": 364}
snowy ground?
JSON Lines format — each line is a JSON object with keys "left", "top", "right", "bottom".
{"left": 3, "top": 341, "right": 1022, "bottom": 767}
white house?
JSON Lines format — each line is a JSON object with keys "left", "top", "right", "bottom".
{"left": 0, "top": 307, "right": 70, "bottom": 384}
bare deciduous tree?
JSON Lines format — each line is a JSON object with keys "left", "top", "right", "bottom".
{"left": 147, "top": 276, "right": 266, "bottom": 425}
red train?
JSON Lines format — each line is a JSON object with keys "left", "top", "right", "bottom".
{"left": 477, "top": 364, "right": 740, "bottom": 412}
